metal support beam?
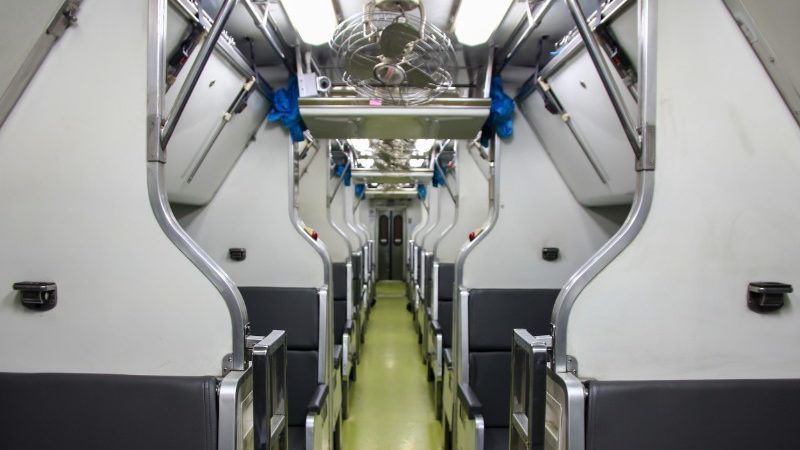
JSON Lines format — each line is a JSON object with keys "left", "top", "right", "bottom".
{"left": 497, "top": 0, "right": 555, "bottom": 73}
{"left": 242, "top": 0, "right": 295, "bottom": 73}
{"left": 161, "top": 0, "right": 238, "bottom": 151}
{"left": 328, "top": 160, "right": 351, "bottom": 206}
{"left": 564, "top": 0, "right": 642, "bottom": 159}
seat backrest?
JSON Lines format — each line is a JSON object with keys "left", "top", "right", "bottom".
{"left": 332, "top": 262, "right": 347, "bottom": 301}
{"left": 351, "top": 253, "right": 362, "bottom": 306}
{"left": 333, "top": 300, "right": 346, "bottom": 345}
{"left": 438, "top": 263, "right": 455, "bottom": 301}
{"left": 467, "top": 289, "right": 559, "bottom": 428}
{"left": 239, "top": 287, "right": 319, "bottom": 350}
{"left": 424, "top": 256, "right": 434, "bottom": 305}
{"left": 0, "top": 372, "right": 218, "bottom": 450}
{"left": 239, "top": 286, "right": 322, "bottom": 428}
{"left": 586, "top": 379, "right": 800, "bottom": 450}
{"left": 439, "top": 300, "right": 453, "bottom": 348}
{"left": 351, "top": 253, "right": 362, "bottom": 284}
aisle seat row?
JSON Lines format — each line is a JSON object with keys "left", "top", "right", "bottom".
{"left": 408, "top": 241, "right": 561, "bottom": 450}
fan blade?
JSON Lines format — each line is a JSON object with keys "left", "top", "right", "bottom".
{"left": 402, "top": 63, "right": 435, "bottom": 88}
{"left": 379, "top": 22, "right": 420, "bottom": 59}
{"left": 346, "top": 52, "right": 379, "bottom": 80}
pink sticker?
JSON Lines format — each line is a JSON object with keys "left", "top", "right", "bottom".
{"left": 369, "top": 98, "right": 383, "bottom": 106}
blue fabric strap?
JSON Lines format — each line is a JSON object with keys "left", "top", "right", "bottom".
{"left": 267, "top": 78, "right": 305, "bottom": 142}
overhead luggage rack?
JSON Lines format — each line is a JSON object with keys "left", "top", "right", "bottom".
{"left": 363, "top": 187, "right": 419, "bottom": 199}
{"left": 351, "top": 168, "right": 433, "bottom": 185}
{"left": 299, "top": 96, "right": 491, "bottom": 139}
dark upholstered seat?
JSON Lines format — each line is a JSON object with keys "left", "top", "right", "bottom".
{"left": 586, "top": 379, "right": 800, "bottom": 450}
{"left": 0, "top": 372, "right": 218, "bottom": 450}
{"left": 466, "top": 289, "right": 559, "bottom": 450}
{"left": 240, "top": 286, "right": 323, "bottom": 450}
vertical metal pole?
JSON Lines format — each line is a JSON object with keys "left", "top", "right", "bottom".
{"left": 161, "top": 0, "right": 238, "bottom": 149}
{"left": 564, "top": 0, "right": 641, "bottom": 159}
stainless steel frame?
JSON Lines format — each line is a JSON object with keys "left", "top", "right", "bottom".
{"left": 327, "top": 143, "right": 355, "bottom": 255}
{"left": 509, "top": 330, "right": 549, "bottom": 450}
{"left": 551, "top": 0, "right": 658, "bottom": 373}
{"left": 453, "top": 135, "right": 500, "bottom": 384}
{"left": 290, "top": 139, "right": 333, "bottom": 384}
{"left": 253, "top": 330, "right": 288, "bottom": 450}
{"left": 547, "top": 369, "right": 586, "bottom": 450}
{"left": 148, "top": 0, "right": 248, "bottom": 372}
{"left": 539, "top": 0, "right": 634, "bottom": 79}
{"left": 242, "top": 0, "right": 294, "bottom": 72}
{"left": 169, "top": 0, "right": 260, "bottom": 80}
{"left": 497, "top": 0, "right": 556, "bottom": 73}
{"left": 0, "top": 0, "right": 82, "bottom": 129}
{"left": 161, "top": 0, "right": 238, "bottom": 150}
{"left": 218, "top": 367, "right": 253, "bottom": 450}
{"left": 564, "top": 0, "right": 641, "bottom": 159}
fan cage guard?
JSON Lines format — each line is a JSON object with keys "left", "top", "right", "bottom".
{"left": 330, "top": 10, "right": 456, "bottom": 106}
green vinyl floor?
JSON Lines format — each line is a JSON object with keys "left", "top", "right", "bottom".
{"left": 342, "top": 281, "right": 443, "bottom": 450}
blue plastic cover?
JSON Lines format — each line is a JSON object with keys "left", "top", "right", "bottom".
{"left": 432, "top": 164, "right": 446, "bottom": 187}
{"left": 267, "top": 78, "right": 306, "bottom": 142}
{"left": 355, "top": 183, "right": 365, "bottom": 198}
{"left": 481, "top": 75, "right": 515, "bottom": 146}
{"left": 334, "top": 163, "right": 352, "bottom": 187}
{"left": 418, "top": 184, "right": 427, "bottom": 200}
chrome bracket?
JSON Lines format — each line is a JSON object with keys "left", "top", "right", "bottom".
{"left": 222, "top": 352, "right": 234, "bottom": 375}
{"left": 566, "top": 355, "right": 579, "bottom": 375}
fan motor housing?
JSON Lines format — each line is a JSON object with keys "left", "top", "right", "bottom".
{"left": 374, "top": 0, "right": 420, "bottom": 12}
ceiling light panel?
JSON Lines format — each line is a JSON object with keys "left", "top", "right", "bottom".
{"left": 454, "top": 0, "right": 514, "bottom": 46}
{"left": 279, "top": 0, "right": 337, "bottom": 46}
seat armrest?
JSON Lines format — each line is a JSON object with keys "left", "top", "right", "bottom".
{"left": 307, "top": 384, "right": 328, "bottom": 414}
{"left": 458, "top": 382, "right": 482, "bottom": 419}
{"left": 431, "top": 320, "right": 443, "bottom": 334}
{"left": 333, "top": 345, "right": 343, "bottom": 370}
{"left": 444, "top": 348, "right": 453, "bottom": 369}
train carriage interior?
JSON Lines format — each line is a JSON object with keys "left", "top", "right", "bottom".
{"left": 2, "top": 0, "right": 800, "bottom": 449}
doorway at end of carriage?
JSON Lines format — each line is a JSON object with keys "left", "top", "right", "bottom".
{"left": 376, "top": 208, "right": 407, "bottom": 281}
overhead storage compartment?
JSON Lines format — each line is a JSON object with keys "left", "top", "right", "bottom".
{"left": 164, "top": 0, "right": 269, "bottom": 206}
{"left": 519, "top": 1, "right": 638, "bottom": 207}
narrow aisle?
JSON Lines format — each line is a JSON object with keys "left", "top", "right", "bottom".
{"left": 343, "top": 281, "right": 443, "bottom": 450}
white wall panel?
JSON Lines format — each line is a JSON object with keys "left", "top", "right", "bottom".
{"left": 568, "top": 0, "right": 800, "bottom": 380}
{"left": 0, "top": 0, "right": 232, "bottom": 376}
{"left": 437, "top": 143, "right": 489, "bottom": 263}
{"left": 181, "top": 125, "right": 325, "bottom": 287}
{"left": 298, "top": 142, "right": 351, "bottom": 262}
{"left": 463, "top": 116, "right": 619, "bottom": 289}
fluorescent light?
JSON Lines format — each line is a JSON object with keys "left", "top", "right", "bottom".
{"left": 349, "top": 139, "right": 371, "bottom": 153}
{"left": 279, "top": 0, "right": 337, "bottom": 46}
{"left": 414, "top": 139, "right": 435, "bottom": 154}
{"left": 454, "top": 0, "right": 513, "bottom": 46}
